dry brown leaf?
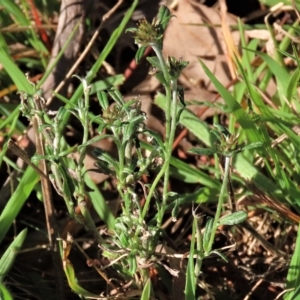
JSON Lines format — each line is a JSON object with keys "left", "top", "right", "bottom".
{"left": 246, "top": 29, "right": 272, "bottom": 40}
{"left": 163, "top": 0, "right": 240, "bottom": 90}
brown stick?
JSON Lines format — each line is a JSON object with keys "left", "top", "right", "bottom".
{"left": 32, "top": 97, "right": 65, "bottom": 299}
{"left": 7, "top": 140, "right": 47, "bottom": 179}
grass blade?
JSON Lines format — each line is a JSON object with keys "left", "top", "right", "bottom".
{"left": 285, "top": 224, "right": 300, "bottom": 300}
{"left": 0, "top": 167, "right": 38, "bottom": 243}
{"left": 185, "top": 217, "right": 196, "bottom": 299}
{"left": 141, "top": 278, "right": 152, "bottom": 300}
{"left": 0, "top": 228, "right": 27, "bottom": 280}
{"left": 199, "top": 60, "right": 261, "bottom": 143}
{"left": 0, "top": 282, "right": 13, "bottom": 300}
{"left": 0, "top": 49, "right": 32, "bottom": 92}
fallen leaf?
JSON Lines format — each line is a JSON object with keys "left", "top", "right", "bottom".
{"left": 163, "top": 0, "right": 240, "bottom": 90}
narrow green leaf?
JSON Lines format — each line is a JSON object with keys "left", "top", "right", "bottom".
{"left": 289, "top": 286, "right": 300, "bottom": 300}
{"left": 256, "top": 51, "right": 289, "bottom": 99}
{"left": 241, "top": 142, "right": 263, "bottom": 151}
{"left": 0, "top": 50, "right": 32, "bottom": 93}
{"left": 64, "top": 262, "right": 100, "bottom": 297}
{"left": 171, "top": 199, "right": 179, "bottom": 221}
{"left": 211, "top": 250, "right": 228, "bottom": 263}
{"left": 0, "top": 105, "right": 25, "bottom": 132}
{"left": 285, "top": 223, "right": 300, "bottom": 300}
{"left": 158, "top": 5, "right": 172, "bottom": 30}
{"left": 0, "top": 282, "right": 13, "bottom": 300}
{"left": 92, "top": 148, "right": 120, "bottom": 173}
{"left": 147, "top": 56, "right": 162, "bottom": 70}
{"left": 89, "top": 75, "right": 124, "bottom": 95}
{"left": 185, "top": 218, "right": 196, "bottom": 299}
{"left": 189, "top": 147, "right": 217, "bottom": 156}
{"left": 141, "top": 278, "right": 152, "bottom": 300}
{"left": 0, "top": 229, "right": 27, "bottom": 280}
{"left": 199, "top": 60, "right": 261, "bottom": 143}
{"left": 97, "top": 91, "right": 109, "bottom": 110}
{"left": 214, "top": 123, "right": 231, "bottom": 138}
{"left": 0, "top": 168, "right": 38, "bottom": 243}
{"left": 203, "top": 217, "right": 214, "bottom": 253}
{"left": 107, "top": 87, "right": 124, "bottom": 106}
{"left": 286, "top": 68, "right": 300, "bottom": 103}
{"left": 78, "top": 134, "right": 114, "bottom": 149}
{"left": 128, "top": 254, "right": 137, "bottom": 276}
{"left": 135, "top": 45, "right": 147, "bottom": 63}
{"left": 155, "top": 71, "right": 168, "bottom": 85}
{"left": 234, "top": 153, "right": 280, "bottom": 192}
{"left": 0, "top": 0, "right": 29, "bottom": 26}
{"left": 218, "top": 211, "right": 248, "bottom": 226}
{"left": 125, "top": 27, "right": 137, "bottom": 33}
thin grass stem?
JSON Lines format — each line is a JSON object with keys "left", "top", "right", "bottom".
{"left": 206, "top": 155, "right": 231, "bottom": 254}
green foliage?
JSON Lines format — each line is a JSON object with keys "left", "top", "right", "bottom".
{"left": 141, "top": 278, "right": 152, "bottom": 300}
{"left": 285, "top": 224, "right": 300, "bottom": 300}
{"left": 218, "top": 211, "right": 248, "bottom": 226}
{"left": 0, "top": 229, "right": 27, "bottom": 300}
{"left": 0, "top": 229, "right": 27, "bottom": 280}
{"left": 185, "top": 218, "right": 196, "bottom": 299}
{"left": 0, "top": 168, "right": 38, "bottom": 243}
{"left": 0, "top": 282, "right": 13, "bottom": 300}
{"left": 258, "top": 0, "right": 290, "bottom": 6}
{"left": 1, "top": 1, "right": 300, "bottom": 299}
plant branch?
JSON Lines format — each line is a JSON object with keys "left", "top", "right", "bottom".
{"left": 206, "top": 155, "right": 231, "bottom": 255}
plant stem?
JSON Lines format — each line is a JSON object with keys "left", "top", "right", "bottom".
{"left": 205, "top": 155, "right": 231, "bottom": 254}
{"left": 151, "top": 43, "right": 170, "bottom": 84}
{"left": 140, "top": 159, "right": 167, "bottom": 222}
{"left": 75, "top": 81, "right": 104, "bottom": 241}
{"left": 139, "top": 43, "right": 178, "bottom": 226}
{"left": 158, "top": 79, "right": 178, "bottom": 226}
{"left": 194, "top": 217, "right": 203, "bottom": 276}
{"left": 78, "top": 84, "right": 90, "bottom": 169}
{"left": 76, "top": 80, "right": 90, "bottom": 202}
